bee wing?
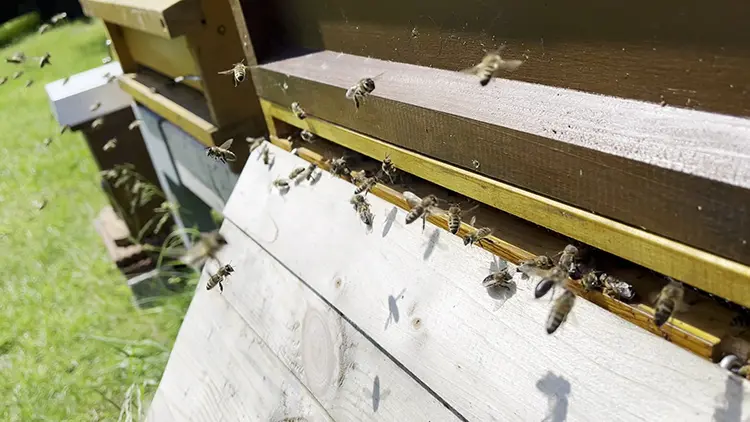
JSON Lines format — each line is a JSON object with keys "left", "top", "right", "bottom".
{"left": 497, "top": 59, "right": 523, "bottom": 72}
{"left": 219, "top": 138, "right": 234, "bottom": 149}
{"left": 217, "top": 69, "right": 234, "bottom": 75}
{"left": 402, "top": 191, "right": 422, "bottom": 208}
{"left": 469, "top": 216, "right": 477, "bottom": 226}
{"left": 224, "top": 151, "right": 237, "bottom": 161}
{"left": 372, "top": 72, "right": 385, "bottom": 81}
{"left": 460, "top": 64, "right": 481, "bottom": 75}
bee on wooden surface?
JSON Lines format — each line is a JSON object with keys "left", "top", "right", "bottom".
{"left": 218, "top": 59, "right": 250, "bottom": 87}
{"left": 91, "top": 118, "right": 104, "bottom": 129}
{"left": 534, "top": 266, "right": 567, "bottom": 299}
{"left": 354, "top": 176, "right": 378, "bottom": 196}
{"left": 350, "top": 194, "right": 374, "bottom": 227}
{"left": 206, "top": 139, "right": 237, "bottom": 164}
{"left": 464, "top": 226, "right": 492, "bottom": 247}
{"left": 403, "top": 192, "right": 441, "bottom": 231}
{"left": 206, "top": 263, "right": 234, "bottom": 292}
{"left": 38, "top": 23, "right": 51, "bottom": 34}
{"left": 0, "top": 77, "right": 6, "bottom": 86}
{"left": 296, "top": 163, "right": 318, "bottom": 184}
{"left": 90, "top": 102, "right": 102, "bottom": 112}
{"left": 260, "top": 144, "right": 273, "bottom": 165}
{"left": 272, "top": 177, "right": 291, "bottom": 192}
{"left": 345, "top": 73, "right": 383, "bottom": 109}
{"left": 461, "top": 46, "right": 523, "bottom": 86}
{"left": 300, "top": 130, "right": 316, "bottom": 143}
{"left": 600, "top": 273, "right": 636, "bottom": 302}
{"left": 128, "top": 120, "right": 142, "bottom": 131}
{"left": 580, "top": 272, "right": 602, "bottom": 292}
{"left": 102, "top": 138, "right": 118, "bottom": 151}
{"left": 328, "top": 156, "right": 350, "bottom": 177}
{"left": 180, "top": 230, "right": 227, "bottom": 268}
{"left": 24, "top": 80, "right": 33, "bottom": 88}
{"left": 288, "top": 166, "right": 306, "bottom": 180}
{"left": 6, "top": 52, "right": 25, "bottom": 64}
{"left": 546, "top": 288, "right": 576, "bottom": 334}
{"left": 653, "top": 278, "right": 684, "bottom": 328}
{"left": 447, "top": 204, "right": 463, "bottom": 235}
{"left": 42, "top": 137, "right": 52, "bottom": 146}
{"left": 379, "top": 153, "right": 397, "bottom": 183}
{"left": 50, "top": 12, "right": 67, "bottom": 24}
{"left": 482, "top": 267, "right": 514, "bottom": 289}
{"left": 350, "top": 170, "right": 367, "bottom": 186}
{"left": 556, "top": 245, "right": 578, "bottom": 275}
{"left": 246, "top": 136, "right": 265, "bottom": 154}
{"left": 38, "top": 52, "right": 51, "bottom": 68}
{"left": 291, "top": 102, "right": 307, "bottom": 119}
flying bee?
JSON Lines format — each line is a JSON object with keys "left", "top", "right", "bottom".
{"left": 91, "top": 118, "right": 104, "bottom": 129}
{"left": 50, "top": 12, "right": 67, "bottom": 24}
{"left": 300, "top": 130, "right": 316, "bottom": 143}
{"left": 6, "top": 52, "right": 25, "bottom": 63}
{"left": 653, "top": 278, "right": 684, "bottom": 328}
{"left": 461, "top": 46, "right": 524, "bottom": 86}
{"left": 447, "top": 204, "right": 462, "bottom": 234}
{"left": 38, "top": 24, "right": 51, "bottom": 34}
{"left": 288, "top": 166, "right": 306, "bottom": 179}
{"left": 260, "top": 145, "right": 273, "bottom": 165}
{"left": 206, "top": 263, "right": 235, "bottom": 292}
{"left": 218, "top": 59, "right": 250, "bottom": 87}
{"left": 90, "top": 102, "right": 102, "bottom": 112}
{"left": 24, "top": 80, "right": 33, "bottom": 88}
{"left": 379, "top": 153, "right": 397, "bottom": 183}
{"left": 102, "top": 138, "right": 117, "bottom": 151}
{"left": 0, "top": 77, "right": 7, "bottom": 86}
{"left": 62, "top": 76, "right": 70, "bottom": 85}
{"left": 482, "top": 267, "right": 514, "bottom": 289}
{"left": 38, "top": 52, "right": 51, "bottom": 68}
{"left": 172, "top": 75, "right": 201, "bottom": 85}
{"left": 59, "top": 124, "right": 69, "bottom": 134}
{"left": 102, "top": 57, "right": 113, "bottom": 64}
{"left": 534, "top": 266, "right": 568, "bottom": 299}
{"left": 580, "top": 272, "right": 602, "bottom": 292}
{"left": 43, "top": 137, "right": 52, "bottom": 146}
{"left": 403, "top": 192, "right": 441, "bottom": 231}
{"left": 246, "top": 136, "right": 265, "bottom": 154}
{"left": 180, "top": 230, "right": 227, "bottom": 268}
{"left": 128, "top": 120, "right": 141, "bottom": 131}
{"left": 12, "top": 71, "right": 23, "bottom": 79}
{"left": 600, "top": 273, "right": 636, "bottom": 302}
{"left": 546, "top": 288, "right": 576, "bottom": 334}
{"left": 354, "top": 176, "right": 378, "bottom": 196}
{"left": 345, "top": 73, "right": 383, "bottom": 108}
{"left": 350, "top": 194, "right": 374, "bottom": 227}
{"left": 272, "top": 178, "right": 290, "bottom": 192}
{"left": 205, "top": 139, "right": 237, "bottom": 164}
{"left": 328, "top": 156, "right": 350, "bottom": 177}
{"left": 291, "top": 102, "right": 307, "bottom": 119}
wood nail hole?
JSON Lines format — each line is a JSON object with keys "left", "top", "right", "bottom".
{"left": 412, "top": 317, "right": 422, "bottom": 329}
{"left": 335, "top": 278, "right": 342, "bottom": 288}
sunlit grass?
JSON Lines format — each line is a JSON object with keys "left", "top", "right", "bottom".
{"left": 0, "top": 20, "right": 192, "bottom": 421}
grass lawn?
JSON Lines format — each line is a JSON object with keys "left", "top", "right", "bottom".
{"left": 0, "top": 20, "right": 192, "bottom": 421}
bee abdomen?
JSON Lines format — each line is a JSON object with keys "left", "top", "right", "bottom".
{"left": 405, "top": 207, "right": 423, "bottom": 225}
{"left": 654, "top": 299, "right": 675, "bottom": 327}
{"left": 535, "top": 278, "right": 556, "bottom": 299}
{"left": 547, "top": 291, "right": 575, "bottom": 334}
{"left": 448, "top": 215, "right": 460, "bottom": 234}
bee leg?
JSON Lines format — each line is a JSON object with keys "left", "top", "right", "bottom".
{"left": 219, "top": 281, "right": 223, "bottom": 293}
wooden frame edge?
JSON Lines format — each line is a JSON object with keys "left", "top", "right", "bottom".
{"left": 80, "top": 0, "right": 200, "bottom": 39}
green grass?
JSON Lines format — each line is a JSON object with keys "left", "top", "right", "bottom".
{"left": 0, "top": 20, "right": 193, "bottom": 421}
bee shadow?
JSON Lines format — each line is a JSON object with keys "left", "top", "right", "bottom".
{"left": 713, "top": 374, "right": 743, "bottom": 422}
{"left": 384, "top": 288, "right": 406, "bottom": 330}
{"left": 423, "top": 228, "right": 441, "bottom": 260}
{"left": 309, "top": 170, "right": 323, "bottom": 185}
{"left": 381, "top": 206, "right": 398, "bottom": 238}
{"left": 535, "top": 371, "right": 571, "bottom": 422}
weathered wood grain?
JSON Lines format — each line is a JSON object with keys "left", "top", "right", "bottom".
{"left": 223, "top": 142, "right": 750, "bottom": 421}
{"left": 122, "top": 28, "right": 202, "bottom": 91}
{"left": 251, "top": 51, "right": 750, "bottom": 265}
{"left": 235, "top": 0, "right": 750, "bottom": 117}
{"left": 203, "top": 220, "right": 464, "bottom": 421}
{"left": 147, "top": 281, "right": 334, "bottom": 422}
{"left": 80, "top": 0, "right": 202, "bottom": 39}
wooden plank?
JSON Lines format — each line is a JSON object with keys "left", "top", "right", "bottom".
{"left": 104, "top": 23, "right": 136, "bottom": 72}
{"left": 243, "top": 0, "right": 750, "bottom": 117}
{"left": 260, "top": 99, "right": 750, "bottom": 312}
{"left": 207, "top": 220, "right": 464, "bottom": 421}
{"left": 122, "top": 28, "right": 202, "bottom": 92}
{"left": 224, "top": 142, "right": 750, "bottom": 421}
{"left": 147, "top": 280, "right": 334, "bottom": 422}
{"left": 251, "top": 52, "right": 750, "bottom": 266}
{"left": 226, "top": 0, "right": 259, "bottom": 66}
{"left": 80, "top": 0, "right": 202, "bottom": 39}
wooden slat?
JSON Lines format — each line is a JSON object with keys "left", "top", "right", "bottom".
{"left": 251, "top": 52, "right": 750, "bottom": 266}
{"left": 260, "top": 98, "right": 750, "bottom": 312}
{"left": 122, "top": 28, "right": 202, "bottom": 92}
{"left": 147, "top": 285, "right": 334, "bottom": 422}
{"left": 104, "top": 23, "right": 136, "bottom": 72}
{"left": 223, "top": 142, "right": 750, "bottom": 421}
{"left": 204, "top": 220, "right": 464, "bottom": 421}
{"left": 80, "top": 0, "right": 202, "bottom": 39}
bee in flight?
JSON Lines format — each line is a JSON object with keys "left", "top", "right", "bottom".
{"left": 462, "top": 46, "right": 523, "bottom": 86}
{"left": 653, "top": 278, "right": 684, "bottom": 328}
{"left": 42, "top": 137, "right": 53, "bottom": 146}
{"left": 546, "top": 288, "right": 576, "bottom": 334}
{"left": 206, "top": 263, "right": 235, "bottom": 292}
{"left": 102, "top": 138, "right": 117, "bottom": 151}
{"left": 354, "top": 176, "right": 378, "bottom": 196}
{"left": 518, "top": 255, "right": 555, "bottom": 277}
{"left": 38, "top": 52, "right": 51, "bottom": 68}
{"left": 300, "top": 130, "right": 316, "bottom": 143}
{"left": 172, "top": 75, "right": 201, "bottom": 85}
{"left": 534, "top": 266, "right": 568, "bottom": 299}
{"left": 600, "top": 273, "right": 636, "bottom": 302}
{"left": 482, "top": 267, "right": 514, "bottom": 289}
{"left": 291, "top": 102, "right": 307, "bottom": 119}
{"left": 446, "top": 202, "right": 479, "bottom": 235}
{"left": 24, "top": 80, "right": 33, "bottom": 88}
{"left": 403, "top": 192, "right": 441, "bottom": 231}
{"left": 463, "top": 217, "right": 492, "bottom": 247}
{"left": 91, "top": 118, "right": 105, "bottom": 129}
{"left": 218, "top": 59, "right": 250, "bottom": 87}
{"left": 0, "top": 77, "right": 6, "bottom": 86}
{"left": 260, "top": 144, "right": 273, "bottom": 165}
{"left": 38, "top": 24, "right": 51, "bottom": 34}
{"left": 180, "top": 230, "right": 228, "bottom": 269}
{"left": 350, "top": 194, "right": 374, "bottom": 227}
{"left": 6, "top": 52, "right": 25, "bottom": 63}
{"left": 206, "top": 139, "right": 237, "bottom": 164}
{"left": 128, "top": 120, "right": 141, "bottom": 131}
{"left": 90, "top": 102, "right": 102, "bottom": 112}
{"left": 345, "top": 73, "right": 383, "bottom": 108}
{"left": 247, "top": 136, "right": 265, "bottom": 154}
{"left": 50, "top": 12, "right": 67, "bottom": 24}
{"left": 12, "top": 71, "right": 23, "bottom": 80}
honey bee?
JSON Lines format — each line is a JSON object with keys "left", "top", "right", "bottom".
{"left": 345, "top": 73, "right": 383, "bottom": 108}
{"left": 300, "top": 130, "right": 316, "bottom": 143}
{"left": 403, "top": 192, "right": 441, "bottom": 230}
{"left": 288, "top": 166, "right": 306, "bottom": 179}
{"left": 291, "top": 102, "right": 307, "bottom": 119}
{"left": 556, "top": 245, "right": 578, "bottom": 274}
{"left": 296, "top": 163, "right": 318, "bottom": 184}
{"left": 546, "top": 288, "right": 576, "bottom": 334}
{"left": 246, "top": 136, "right": 265, "bottom": 154}
{"left": 128, "top": 120, "right": 141, "bottom": 131}
{"left": 172, "top": 75, "right": 201, "bottom": 85}
{"left": 463, "top": 221, "right": 492, "bottom": 247}
{"left": 0, "top": 77, "right": 7, "bottom": 86}
{"left": 206, "top": 263, "right": 235, "bottom": 292}
{"left": 462, "top": 46, "right": 523, "bottom": 86}
{"left": 91, "top": 118, "right": 104, "bottom": 129}
{"left": 260, "top": 145, "right": 273, "bottom": 165}
{"left": 24, "top": 80, "right": 33, "bottom": 88}
{"left": 11, "top": 71, "right": 23, "bottom": 79}
{"left": 272, "top": 178, "right": 290, "bottom": 192}
{"left": 59, "top": 124, "right": 69, "bottom": 135}
{"left": 180, "top": 230, "right": 227, "bottom": 268}
{"left": 102, "top": 138, "right": 117, "bottom": 151}
{"left": 379, "top": 153, "right": 397, "bottom": 183}
{"left": 482, "top": 267, "right": 514, "bottom": 289}
{"left": 50, "top": 12, "right": 67, "bottom": 24}
{"left": 534, "top": 266, "right": 567, "bottom": 299}
{"left": 447, "top": 204, "right": 462, "bottom": 235}
{"left": 580, "top": 272, "right": 602, "bottom": 292}
{"left": 90, "top": 102, "right": 102, "bottom": 112}
{"left": 102, "top": 57, "right": 112, "bottom": 64}
{"left": 206, "top": 139, "right": 237, "bottom": 164}
{"left": 38, "top": 24, "right": 51, "bottom": 34}
{"left": 38, "top": 52, "right": 51, "bottom": 68}
{"left": 328, "top": 156, "right": 350, "bottom": 177}
{"left": 653, "top": 278, "right": 684, "bottom": 327}
{"left": 350, "top": 194, "right": 374, "bottom": 226}
{"left": 350, "top": 170, "right": 368, "bottom": 185}
{"left": 600, "top": 273, "right": 636, "bottom": 302}
{"left": 6, "top": 52, "right": 25, "bottom": 63}
{"left": 218, "top": 59, "right": 250, "bottom": 87}
{"left": 43, "top": 137, "right": 53, "bottom": 146}
{"left": 518, "top": 255, "right": 555, "bottom": 277}
{"left": 103, "top": 73, "right": 116, "bottom": 83}
{"left": 354, "top": 176, "right": 378, "bottom": 196}
{"left": 62, "top": 76, "right": 70, "bottom": 85}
